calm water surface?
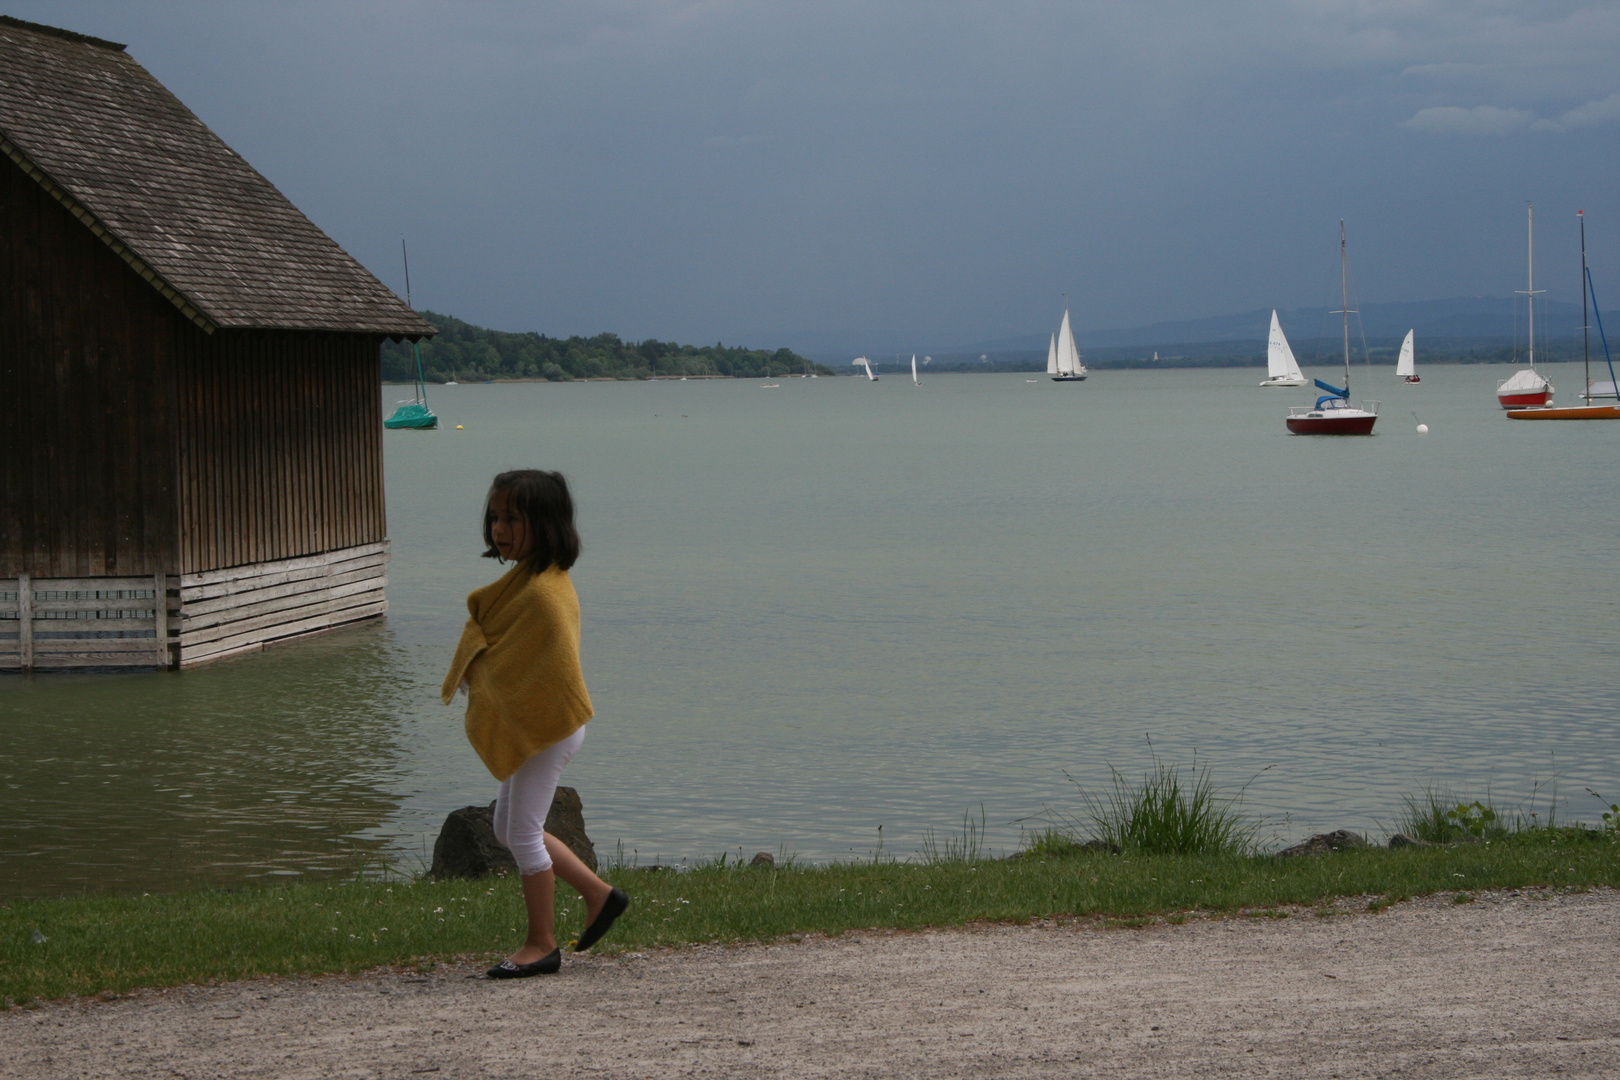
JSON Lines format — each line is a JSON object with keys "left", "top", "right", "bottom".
{"left": 5, "top": 364, "right": 1620, "bottom": 897}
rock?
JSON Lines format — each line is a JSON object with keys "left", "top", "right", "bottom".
{"left": 1276, "top": 829, "right": 1370, "bottom": 858}
{"left": 749, "top": 851, "right": 776, "bottom": 869}
{"left": 544, "top": 786, "right": 598, "bottom": 872}
{"left": 1387, "top": 833, "right": 1430, "bottom": 849}
{"left": 429, "top": 785, "right": 597, "bottom": 879}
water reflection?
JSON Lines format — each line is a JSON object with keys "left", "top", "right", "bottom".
{"left": 0, "top": 623, "right": 409, "bottom": 899}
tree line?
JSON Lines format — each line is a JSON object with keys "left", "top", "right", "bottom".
{"left": 382, "top": 311, "right": 833, "bottom": 382}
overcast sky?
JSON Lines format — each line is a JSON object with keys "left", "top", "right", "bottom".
{"left": 12, "top": 1, "right": 1620, "bottom": 351}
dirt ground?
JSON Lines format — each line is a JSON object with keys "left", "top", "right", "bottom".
{"left": 6, "top": 887, "right": 1619, "bottom": 1079}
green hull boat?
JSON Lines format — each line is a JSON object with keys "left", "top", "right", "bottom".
{"left": 384, "top": 400, "right": 437, "bottom": 429}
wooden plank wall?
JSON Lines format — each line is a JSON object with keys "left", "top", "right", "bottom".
{"left": 0, "top": 573, "right": 179, "bottom": 670}
{"left": 177, "top": 541, "right": 388, "bottom": 666}
{"left": 174, "top": 328, "right": 387, "bottom": 575}
{"left": 0, "top": 152, "right": 180, "bottom": 579}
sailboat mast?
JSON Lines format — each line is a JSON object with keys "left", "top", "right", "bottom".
{"left": 402, "top": 238, "right": 429, "bottom": 407}
{"left": 1340, "top": 220, "right": 1351, "bottom": 392}
{"left": 1528, "top": 204, "right": 1535, "bottom": 370}
{"left": 1580, "top": 210, "right": 1590, "bottom": 397}
{"left": 1520, "top": 202, "right": 1542, "bottom": 372}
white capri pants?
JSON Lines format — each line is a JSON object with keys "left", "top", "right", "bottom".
{"left": 491, "top": 726, "right": 586, "bottom": 875}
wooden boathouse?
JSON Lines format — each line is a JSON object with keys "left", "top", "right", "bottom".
{"left": 0, "top": 17, "right": 435, "bottom": 671}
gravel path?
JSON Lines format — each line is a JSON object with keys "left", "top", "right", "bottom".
{"left": 6, "top": 887, "right": 1619, "bottom": 1079}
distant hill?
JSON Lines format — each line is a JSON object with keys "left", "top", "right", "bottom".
{"left": 381, "top": 312, "right": 832, "bottom": 382}
{"left": 930, "top": 296, "right": 1588, "bottom": 371}
{"left": 965, "top": 296, "right": 1583, "bottom": 352}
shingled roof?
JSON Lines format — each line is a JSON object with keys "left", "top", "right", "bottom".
{"left": 0, "top": 16, "right": 435, "bottom": 338}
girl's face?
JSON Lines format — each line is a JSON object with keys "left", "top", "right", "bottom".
{"left": 488, "top": 490, "right": 532, "bottom": 562}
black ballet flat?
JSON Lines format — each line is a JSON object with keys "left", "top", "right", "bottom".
{"left": 573, "top": 887, "right": 629, "bottom": 952}
{"left": 485, "top": 948, "right": 561, "bottom": 979}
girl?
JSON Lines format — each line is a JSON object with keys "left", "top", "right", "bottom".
{"left": 442, "top": 470, "right": 629, "bottom": 978}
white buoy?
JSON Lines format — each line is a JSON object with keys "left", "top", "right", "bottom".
{"left": 1416, "top": 423, "right": 1429, "bottom": 434}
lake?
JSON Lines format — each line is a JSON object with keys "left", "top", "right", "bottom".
{"left": 5, "top": 363, "right": 1619, "bottom": 899}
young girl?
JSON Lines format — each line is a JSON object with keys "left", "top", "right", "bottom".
{"left": 442, "top": 470, "right": 629, "bottom": 978}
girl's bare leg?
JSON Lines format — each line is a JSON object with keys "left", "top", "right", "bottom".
{"left": 510, "top": 869, "right": 558, "bottom": 963}
{"left": 544, "top": 830, "right": 615, "bottom": 923}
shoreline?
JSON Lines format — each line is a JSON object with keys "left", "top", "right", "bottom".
{"left": 5, "top": 887, "right": 1616, "bottom": 1078}
{"left": 5, "top": 829, "right": 1616, "bottom": 1007}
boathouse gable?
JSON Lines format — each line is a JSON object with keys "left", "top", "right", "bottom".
{"left": 0, "top": 17, "right": 434, "bottom": 671}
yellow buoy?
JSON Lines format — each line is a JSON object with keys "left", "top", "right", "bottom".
{"left": 456, "top": 424, "right": 464, "bottom": 430}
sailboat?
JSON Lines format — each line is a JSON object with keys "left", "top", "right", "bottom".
{"left": 1050, "top": 305, "right": 1087, "bottom": 382}
{"left": 1286, "top": 221, "right": 1378, "bottom": 435}
{"left": 384, "top": 239, "right": 438, "bottom": 430}
{"left": 1497, "top": 203, "right": 1554, "bottom": 408}
{"left": 1508, "top": 210, "right": 1620, "bottom": 420}
{"left": 1396, "top": 330, "right": 1419, "bottom": 383}
{"left": 1259, "top": 311, "right": 1306, "bottom": 387}
{"left": 911, "top": 354, "right": 920, "bottom": 386}
{"left": 853, "top": 356, "right": 879, "bottom": 381}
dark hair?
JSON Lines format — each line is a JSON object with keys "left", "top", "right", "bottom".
{"left": 482, "top": 470, "right": 580, "bottom": 572}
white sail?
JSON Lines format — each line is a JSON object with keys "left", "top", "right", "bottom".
{"left": 1266, "top": 311, "right": 1303, "bottom": 381}
{"left": 1055, "top": 309, "right": 1085, "bottom": 375}
{"left": 1395, "top": 330, "right": 1415, "bottom": 379}
{"left": 1046, "top": 334, "right": 1058, "bottom": 375}
{"left": 911, "top": 354, "right": 920, "bottom": 385}
{"left": 852, "top": 356, "right": 878, "bottom": 381}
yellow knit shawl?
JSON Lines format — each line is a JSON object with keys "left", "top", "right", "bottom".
{"left": 441, "top": 563, "right": 594, "bottom": 781}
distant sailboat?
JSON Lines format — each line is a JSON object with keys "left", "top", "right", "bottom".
{"left": 1051, "top": 305, "right": 1087, "bottom": 382}
{"left": 911, "top": 354, "right": 920, "bottom": 386}
{"left": 1508, "top": 210, "right": 1620, "bottom": 420}
{"left": 853, "top": 356, "right": 879, "bottom": 381}
{"left": 1396, "top": 330, "right": 1419, "bottom": 383}
{"left": 1497, "top": 203, "right": 1554, "bottom": 408}
{"left": 1259, "top": 311, "right": 1306, "bottom": 387}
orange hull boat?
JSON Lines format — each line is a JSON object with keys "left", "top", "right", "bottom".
{"left": 1506, "top": 405, "right": 1620, "bottom": 420}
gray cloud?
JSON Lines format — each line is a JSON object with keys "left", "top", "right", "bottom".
{"left": 7, "top": 0, "right": 1619, "bottom": 350}
{"left": 1404, "top": 105, "right": 1535, "bottom": 134}
{"left": 1551, "top": 90, "right": 1620, "bottom": 129}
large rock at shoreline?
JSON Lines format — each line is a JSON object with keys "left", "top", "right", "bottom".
{"left": 1276, "top": 829, "right": 1370, "bottom": 858}
{"left": 429, "top": 786, "right": 598, "bottom": 879}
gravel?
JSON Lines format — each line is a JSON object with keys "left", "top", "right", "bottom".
{"left": 6, "top": 887, "right": 1618, "bottom": 1079}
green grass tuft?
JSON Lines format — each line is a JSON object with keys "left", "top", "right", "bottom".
{"left": 1073, "top": 752, "right": 1261, "bottom": 856}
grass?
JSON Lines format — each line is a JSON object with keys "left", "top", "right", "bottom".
{"left": 1030, "top": 748, "right": 1264, "bottom": 856}
{"left": 4, "top": 826, "right": 1618, "bottom": 1007}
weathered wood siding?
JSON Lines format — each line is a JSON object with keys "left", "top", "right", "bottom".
{"left": 2, "top": 544, "right": 385, "bottom": 671}
{"left": 174, "top": 328, "right": 387, "bottom": 575}
{"left": 3, "top": 151, "right": 389, "bottom": 584}
{"left": 0, "top": 150, "right": 180, "bottom": 579}
{"left": 176, "top": 542, "right": 388, "bottom": 666}
{"left": 0, "top": 573, "right": 178, "bottom": 670}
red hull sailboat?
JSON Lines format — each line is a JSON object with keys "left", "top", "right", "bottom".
{"left": 1286, "top": 221, "right": 1378, "bottom": 435}
{"left": 1497, "top": 203, "right": 1554, "bottom": 409}
{"left": 1508, "top": 210, "right": 1620, "bottom": 421}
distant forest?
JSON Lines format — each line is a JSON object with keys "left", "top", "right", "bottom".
{"left": 381, "top": 311, "right": 833, "bottom": 382}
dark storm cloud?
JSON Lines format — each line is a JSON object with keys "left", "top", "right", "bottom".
{"left": 9, "top": 1, "right": 1619, "bottom": 351}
